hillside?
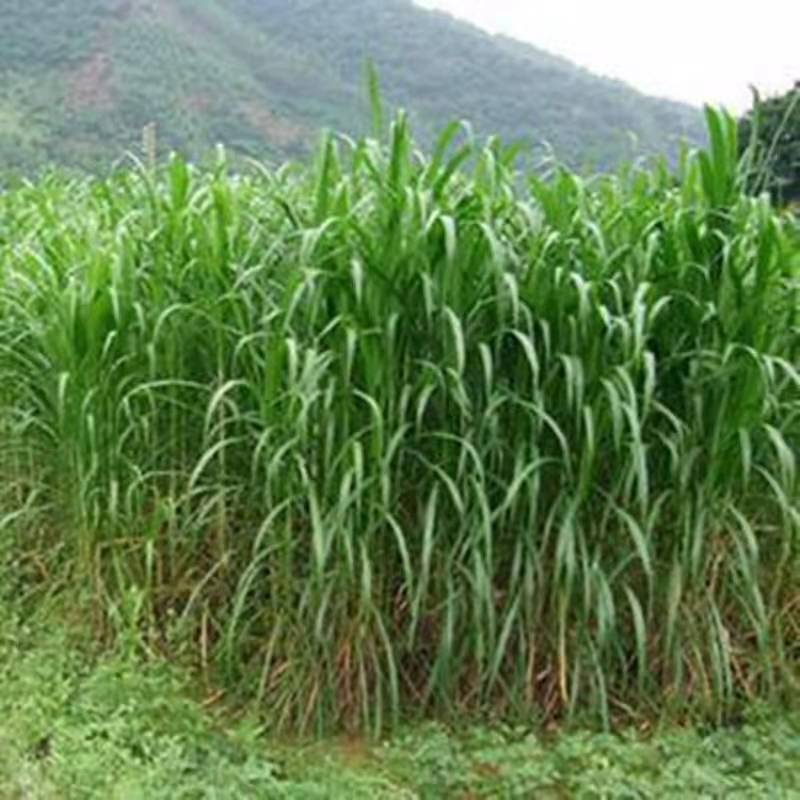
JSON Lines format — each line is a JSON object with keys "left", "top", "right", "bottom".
{"left": 0, "top": 0, "right": 704, "bottom": 172}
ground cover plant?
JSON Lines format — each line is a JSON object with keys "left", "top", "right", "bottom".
{"left": 0, "top": 604, "right": 284, "bottom": 799}
{"left": 2, "top": 600, "right": 800, "bottom": 798}
{"left": 0, "top": 105, "right": 798, "bottom": 738}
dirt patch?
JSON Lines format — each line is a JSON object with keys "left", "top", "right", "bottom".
{"left": 185, "top": 94, "right": 211, "bottom": 114}
{"left": 241, "top": 103, "right": 307, "bottom": 149}
{"left": 64, "top": 0, "right": 139, "bottom": 112}
{"left": 66, "top": 51, "right": 114, "bottom": 111}
{"left": 110, "top": 0, "right": 135, "bottom": 19}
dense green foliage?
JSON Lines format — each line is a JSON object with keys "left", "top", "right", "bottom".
{"left": 0, "top": 0, "right": 704, "bottom": 173}
{"left": 0, "top": 108, "right": 798, "bottom": 736}
{"left": 0, "top": 609, "right": 282, "bottom": 798}
{"left": 739, "top": 82, "right": 800, "bottom": 205}
{"left": 2, "top": 603, "right": 800, "bottom": 798}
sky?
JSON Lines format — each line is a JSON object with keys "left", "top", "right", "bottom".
{"left": 415, "top": 0, "right": 798, "bottom": 113}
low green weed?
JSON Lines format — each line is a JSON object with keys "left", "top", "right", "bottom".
{"left": 1, "top": 602, "right": 799, "bottom": 798}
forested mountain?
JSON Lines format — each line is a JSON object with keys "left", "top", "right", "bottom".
{"left": 0, "top": 0, "right": 704, "bottom": 172}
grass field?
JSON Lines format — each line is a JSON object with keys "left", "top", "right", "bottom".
{"left": 0, "top": 104, "right": 798, "bottom": 745}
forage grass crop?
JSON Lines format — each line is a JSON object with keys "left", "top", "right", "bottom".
{"left": 0, "top": 107, "right": 798, "bottom": 734}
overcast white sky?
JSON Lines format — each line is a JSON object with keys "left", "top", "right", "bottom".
{"left": 415, "top": 0, "right": 798, "bottom": 112}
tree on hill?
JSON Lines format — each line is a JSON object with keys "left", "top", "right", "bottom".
{"left": 739, "top": 82, "right": 800, "bottom": 205}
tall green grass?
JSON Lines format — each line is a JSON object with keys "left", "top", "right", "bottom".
{"left": 0, "top": 107, "right": 798, "bottom": 734}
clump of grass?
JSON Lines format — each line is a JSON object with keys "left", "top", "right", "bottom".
{"left": 0, "top": 107, "right": 798, "bottom": 734}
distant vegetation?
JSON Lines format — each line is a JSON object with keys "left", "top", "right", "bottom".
{"left": 739, "top": 81, "right": 800, "bottom": 205}
{"left": 0, "top": 105, "right": 797, "bottom": 734}
{"left": 0, "top": 0, "right": 704, "bottom": 174}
